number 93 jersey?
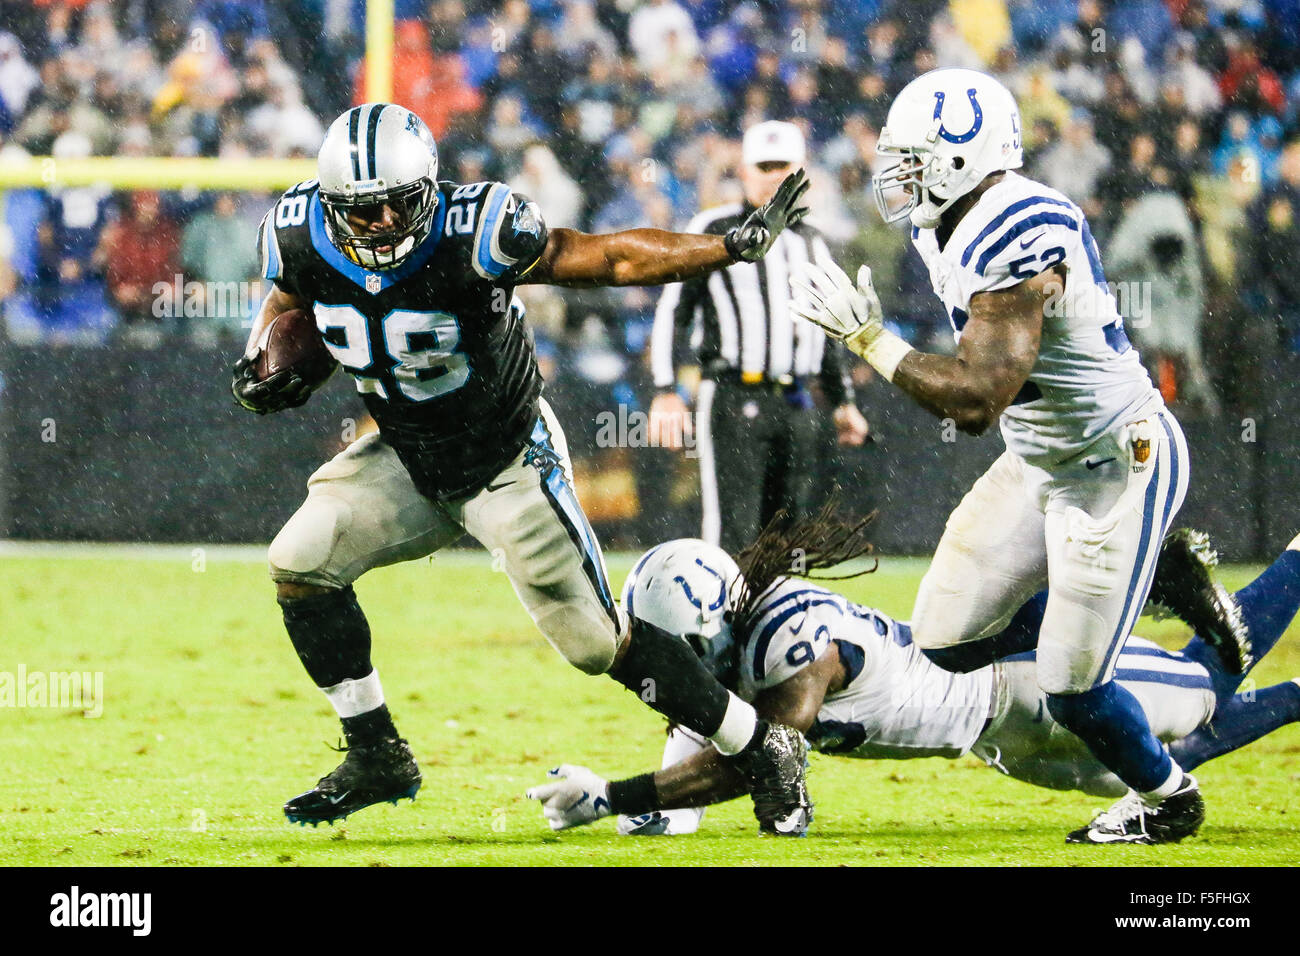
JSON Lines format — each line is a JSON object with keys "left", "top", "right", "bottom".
{"left": 910, "top": 170, "right": 1161, "bottom": 467}
{"left": 738, "top": 578, "right": 995, "bottom": 759}
{"left": 257, "top": 178, "right": 550, "bottom": 500}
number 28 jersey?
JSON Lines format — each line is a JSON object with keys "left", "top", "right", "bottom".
{"left": 910, "top": 171, "right": 1161, "bottom": 467}
{"left": 258, "top": 178, "right": 550, "bottom": 500}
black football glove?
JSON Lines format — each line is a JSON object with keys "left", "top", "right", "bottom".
{"left": 231, "top": 352, "right": 313, "bottom": 415}
{"left": 724, "top": 167, "right": 812, "bottom": 262}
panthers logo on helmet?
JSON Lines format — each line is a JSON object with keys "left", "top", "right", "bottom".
{"left": 512, "top": 202, "right": 542, "bottom": 240}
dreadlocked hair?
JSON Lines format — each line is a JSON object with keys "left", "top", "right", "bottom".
{"left": 731, "top": 497, "right": 879, "bottom": 636}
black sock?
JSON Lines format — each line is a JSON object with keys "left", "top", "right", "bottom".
{"left": 279, "top": 585, "right": 373, "bottom": 688}
{"left": 608, "top": 617, "right": 732, "bottom": 739}
{"left": 341, "top": 704, "right": 399, "bottom": 747}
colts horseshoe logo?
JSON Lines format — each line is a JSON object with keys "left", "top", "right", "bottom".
{"left": 932, "top": 88, "right": 984, "bottom": 144}
{"left": 674, "top": 559, "right": 727, "bottom": 613}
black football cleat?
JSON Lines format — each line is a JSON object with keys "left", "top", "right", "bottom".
{"left": 1066, "top": 776, "right": 1205, "bottom": 845}
{"left": 284, "top": 737, "right": 421, "bottom": 826}
{"left": 729, "top": 722, "right": 813, "bottom": 836}
{"left": 1147, "top": 528, "right": 1252, "bottom": 675}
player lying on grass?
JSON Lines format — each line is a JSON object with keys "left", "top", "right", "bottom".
{"left": 231, "top": 103, "right": 813, "bottom": 834}
{"left": 528, "top": 510, "right": 1300, "bottom": 842}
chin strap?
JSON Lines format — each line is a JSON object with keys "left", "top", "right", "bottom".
{"left": 909, "top": 189, "right": 961, "bottom": 230}
{"left": 909, "top": 203, "right": 942, "bottom": 230}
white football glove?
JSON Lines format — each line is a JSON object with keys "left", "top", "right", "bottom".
{"left": 525, "top": 765, "right": 612, "bottom": 831}
{"left": 791, "top": 259, "right": 881, "bottom": 339}
{"left": 790, "top": 260, "right": 913, "bottom": 381}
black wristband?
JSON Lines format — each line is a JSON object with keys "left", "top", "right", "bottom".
{"left": 723, "top": 226, "right": 744, "bottom": 261}
{"left": 607, "top": 772, "right": 660, "bottom": 815}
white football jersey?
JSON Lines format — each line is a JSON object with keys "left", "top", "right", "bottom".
{"left": 910, "top": 171, "right": 1162, "bottom": 466}
{"left": 739, "top": 578, "right": 995, "bottom": 758}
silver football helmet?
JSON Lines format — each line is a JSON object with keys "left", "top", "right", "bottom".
{"left": 317, "top": 103, "right": 440, "bottom": 270}
{"left": 621, "top": 539, "right": 744, "bottom": 681}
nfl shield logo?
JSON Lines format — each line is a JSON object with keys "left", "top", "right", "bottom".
{"left": 365, "top": 273, "right": 381, "bottom": 294}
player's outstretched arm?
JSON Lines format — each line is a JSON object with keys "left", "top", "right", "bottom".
{"left": 793, "top": 258, "right": 1046, "bottom": 435}
{"left": 527, "top": 647, "right": 838, "bottom": 829}
{"left": 645, "top": 654, "right": 837, "bottom": 809}
{"left": 521, "top": 169, "right": 810, "bottom": 288}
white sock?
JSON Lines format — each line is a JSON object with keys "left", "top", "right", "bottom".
{"left": 322, "top": 669, "right": 385, "bottom": 719}
{"left": 1139, "top": 762, "right": 1188, "bottom": 807}
{"left": 709, "top": 694, "right": 758, "bottom": 755}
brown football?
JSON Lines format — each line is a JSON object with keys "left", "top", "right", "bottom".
{"left": 254, "top": 308, "right": 337, "bottom": 388}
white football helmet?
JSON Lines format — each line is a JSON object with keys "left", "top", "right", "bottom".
{"left": 621, "top": 539, "right": 744, "bottom": 680}
{"left": 317, "top": 103, "right": 440, "bottom": 269}
{"left": 873, "top": 68, "right": 1023, "bottom": 229}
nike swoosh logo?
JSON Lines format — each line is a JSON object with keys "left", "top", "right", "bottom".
{"left": 327, "top": 791, "right": 351, "bottom": 805}
{"left": 563, "top": 791, "right": 589, "bottom": 813}
{"left": 1084, "top": 457, "right": 1117, "bottom": 470}
{"left": 789, "top": 617, "right": 807, "bottom": 636}
{"left": 1085, "top": 829, "right": 1146, "bottom": 844}
{"left": 774, "top": 811, "right": 807, "bottom": 834}
{"left": 1019, "top": 230, "right": 1044, "bottom": 249}
{"left": 485, "top": 480, "right": 516, "bottom": 492}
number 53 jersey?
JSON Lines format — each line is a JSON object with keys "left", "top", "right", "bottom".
{"left": 909, "top": 170, "right": 1161, "bottom": 468}
{"left": 257, "top": 178, "right": 550, "bottom": 500}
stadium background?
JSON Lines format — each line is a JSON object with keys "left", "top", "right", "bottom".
{"left": 1, "top": 0, "right": 1299, "bottom": 557}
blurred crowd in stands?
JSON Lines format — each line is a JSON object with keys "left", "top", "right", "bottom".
{"left": 1, "top": 0, "right": 1299, "bottom": 417}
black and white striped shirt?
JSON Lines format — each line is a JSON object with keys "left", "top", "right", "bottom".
{"left": 651, "top": 203, "right": 854, "bottom": 406}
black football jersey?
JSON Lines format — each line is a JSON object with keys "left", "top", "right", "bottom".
{"left": 257, "top": 179, "right": 551, "bottom": 500}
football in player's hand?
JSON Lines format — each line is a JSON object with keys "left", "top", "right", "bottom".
{"left": 254, "top": 308, "right": 337, "bottom": 390}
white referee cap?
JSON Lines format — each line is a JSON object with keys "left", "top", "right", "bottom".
{"left": 742, "top": 120, "right": 806, "bottom": 167}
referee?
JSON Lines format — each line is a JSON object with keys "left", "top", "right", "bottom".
{"left": 649, "top": 121, "right": 869, "bottom": 552}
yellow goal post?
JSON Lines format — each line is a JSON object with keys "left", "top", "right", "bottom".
{"left": 0, "top": 0, "right": 394, "bottom": 192}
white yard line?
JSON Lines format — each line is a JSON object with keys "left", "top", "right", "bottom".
{"left": 0, "top": 541, "right": 633, "bottom": 564}
{"left": 0, "top": 541, "right": 933, "bottom": 575}
{"left": 0, "top": 541, "right": 271, "bottom": 562}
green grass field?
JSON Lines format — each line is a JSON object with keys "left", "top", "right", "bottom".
{"left": 2, "top": 547, "right": 1297, "bottom": 867}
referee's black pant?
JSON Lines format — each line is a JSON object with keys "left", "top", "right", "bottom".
{"left": 697, "top": 376, "right": 821, "bottom": 554}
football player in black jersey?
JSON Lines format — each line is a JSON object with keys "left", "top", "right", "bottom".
{"left": 231, "top": 103, "right": 814, "bottom": 834}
